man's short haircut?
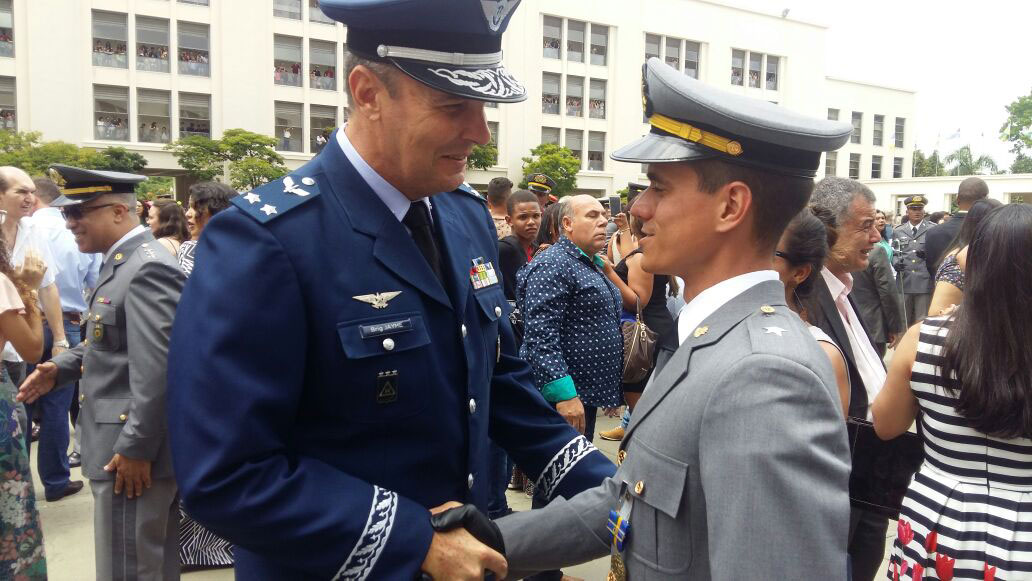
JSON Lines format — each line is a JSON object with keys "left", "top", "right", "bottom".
{"left": 558, "top": 195, "right": 577, "bottom": 224}
{"left": 811, "top": 176, "right": 876, "bottom": 229}
{"left": 344, "top": 51, "right": 400, "bottom": 101}
{"left": 188, "top": 181, "right": 238, "bottom": 217}
{"left": 506, "top": 189, "right": 539, "bottom": 215}
{"left": 32, "top": 177, "right": 61, "bottom": 204}
{"left": 691, "top": 159, "right": 816, "bottom": 248}
{"left": 957, "top": 176, "right": 989, "bottom": 205}
{"left": 113, "top": 192, "right": 137, "bottom": 210}
{"left": 487, "top": 177, "right": 513, "bottom": 205}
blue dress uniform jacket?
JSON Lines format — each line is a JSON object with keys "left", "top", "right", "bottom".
{"left": 167, "top": 131, "right": 615, "bottom": 580}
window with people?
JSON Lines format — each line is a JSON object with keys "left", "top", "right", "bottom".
{"left": 275, "top": 101, "right": 303, "bottom": 152}
{"left": 138, "top": 89, "right": 171, "bottom": 144}
{"left": 310, "top": 105, "right": 335, "bottom": 153}
{"left": 0, "top": 0, "right": 12, "bottom": 58}
{"left": 310, "top": 40, "right": 337, "bottom": 91}
{"left": 92, "top": 11, "right": 128, "bottom": 69}
{"left": 94, "top": 85, "right": 129, "bottom": 141}
{"left": 0, "top": 76, "right": 14, "bottom": 132}
{"left": 542, "top": 16, "right": 561, "bottom": 59}
{"left": 136, "top": 17, "right": 170, "bottom": 73}
{"left": 178, "top": 22, "right": 210, "bottom": 76}
{"left": 273, "top": 35, "right": 303, "bottom": 87}
{"left": 179, "top": 92, "right": 211, "bottom": 139}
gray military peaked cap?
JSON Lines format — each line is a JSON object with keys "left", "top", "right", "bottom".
{"left": 613, "top": 58, "right": 853, "bottom": 178}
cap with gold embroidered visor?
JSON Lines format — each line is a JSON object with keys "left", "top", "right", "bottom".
{"left": 612, "top": 58, "right": 853, "bottom": 178}
{"left": 46, "top": 164, "right": 146, "bottom": 207}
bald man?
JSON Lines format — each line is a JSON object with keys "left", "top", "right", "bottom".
{"left": 925, "top": 176, "right": 989, "bottom": 277}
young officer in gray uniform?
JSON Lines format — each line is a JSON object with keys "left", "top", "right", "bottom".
{"left": 891, "top": 195, "right": 935, "bottom": 325}
{"left": 497, "top": 58, "right": 854, "bottom": 580}
{"left": 18, "top": 165, "right": 185, "bottom": 580}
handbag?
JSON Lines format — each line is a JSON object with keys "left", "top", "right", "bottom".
{"left": 621, "top": 299, "right": 657, "bottom": 384}
{"left": 846, "top": 416, "right": 925, "bottom": 520}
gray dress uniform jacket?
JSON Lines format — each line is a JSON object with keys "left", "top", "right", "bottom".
{"left": 851, "top": 244, "right": 906, "bottom": 345}
{"left": 52, "top": 230, "right": 184, "bottom": 480}
{"left": 891, "top": 221, "right": 935, "bottom": 294}
{"left": 498, "top": 281, "right": 851, "bottom": 580}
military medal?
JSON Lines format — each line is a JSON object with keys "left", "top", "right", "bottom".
{"left": 94, "top": 325, "right": 103, "bottom": 341}
{"left": 470, "top": 258, "right": 500, "bottom": 289}
{"left": 607, "top": 493, "right": 633, "bottom": 581}
{"left": 607, "top": 554, "right": 627, "bottom": 581}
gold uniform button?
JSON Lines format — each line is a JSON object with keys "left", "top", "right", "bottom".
{"left": 617, "top": 450, "right": 626, "bottom": 464}
{"left": 80, "top": 365, "right": 84, "bottom": 374}
{"left": 78, "top": 394, "right": 84, "bottom": 403}
{"left": 114, "top": 253, "right": 123, "bottom": 261}
{"left": 83, "top": 339, "right": 88, "bottom": 346}
{"left": 118, "top": 414, "right": 127, "bottom": 422}
{"left": 94, "top": 315, "right": 101, "bottom": 322}
{"left": 634, "top": 480, "right": 645, "bottom": 496}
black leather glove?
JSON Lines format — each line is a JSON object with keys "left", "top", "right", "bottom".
{"left": 418, "top": 504, "right": 506, "bottom": 581}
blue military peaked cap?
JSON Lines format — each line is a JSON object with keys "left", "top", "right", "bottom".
{"left": 319, "top": 0, "right": 526, "bottom": 103}
{"left": 45, "top": 164, "right": 146, "bottom": 207}
{"left": 613, "top": 58, "right": 853, "bottom": 178}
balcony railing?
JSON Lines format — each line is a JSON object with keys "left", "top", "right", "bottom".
{"left": 93, "top": 51, "right": 128, "bottom": 69}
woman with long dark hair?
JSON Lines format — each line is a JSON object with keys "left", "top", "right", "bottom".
{"left": 874, "top": 204, "right": 1032, "bottom": 580}
{"left": 179, "top": 182, "right": 238, "bottom": 276}
{"left": 927, "top": 198, "right": 1002, "bottom": 315}
{"left": 532, "top": 201, "right": 563, "bottom": 255}
{"left": 146, "top": 199, "right": 190, "bottom": 256}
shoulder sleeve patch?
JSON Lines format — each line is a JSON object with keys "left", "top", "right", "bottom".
{"left": 232, "top": 174, "right": 322, "bottom": 224}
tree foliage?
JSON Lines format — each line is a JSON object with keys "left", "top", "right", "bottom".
{"left": 912, "top": 149, "right": 946, "bottom": 177}
{"left": 165, "top": 128, "right": 288, "bottom": 190}
{"left": 466, "top": 142, "right": 498, "bottom": 171}
{"left": 944, "top": 145, "right": 998, "bottom": 176}
{"left": 1001, "top": 90, "right": 1032, "bottom": 156}
{"left": 136, "top": 177, "right": 174, "bottom": 200}
{"left": 1011, "top": 153, "right": 1032, "bottom": 174}
{"left": 518, "top": 143, "right": 580, "bottom": 197}
{"left": 97, "top": 146, "right": 148, "bottom": 173}
{"left": 0, "top": 131, "right": 107, "bottom": 176}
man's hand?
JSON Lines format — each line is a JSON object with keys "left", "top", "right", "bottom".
{"left": 104, "top": 454, "right": 152, "bottom": 499}
{"left": 420, "top": 522, "right": 507, "bottom": 581}
{"left": 556, "top": 396, "right": 585, "bottom": 434}
{"left": 887, "top": 332, "right": 902, "bottom": 349}
{"left": 16, "top": 362, "right": 57, "bottom": 404}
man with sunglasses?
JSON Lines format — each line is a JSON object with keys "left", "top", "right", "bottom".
{"left": 18, "top": 164, "right": 186, "bottom": 580}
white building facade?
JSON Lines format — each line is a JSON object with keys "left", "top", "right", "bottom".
{"left": 0, "top": 0, "right": 921, "bottom": 196}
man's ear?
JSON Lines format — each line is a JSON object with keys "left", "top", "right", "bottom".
{"left": 505, "top": 215, "right": 514, "bottom": 226}
{"left": 348, "top": 66, "right": 390, "bottom": 122}
{"left": 713, "top": 181, "right": 753, "bottom": 234}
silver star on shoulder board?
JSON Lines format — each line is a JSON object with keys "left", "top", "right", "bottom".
{"left": 243, "top": 192, "right": 261, "bottom": 204}
{"left": 764, "top": 326, "right": 788, "bottom": 337}
{"left": 260, "top": 204, "right": 278, "bottom": 216}
{"left": 353, "top": 291, "right": 403, "bottom": 309}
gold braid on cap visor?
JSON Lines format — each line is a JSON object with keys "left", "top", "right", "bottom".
{"left": 648, "top": 113, "right": 744, "bottom": 156}
{"left": 62, "top": 186, "right": 113, "bottom": 195}
{"left": 527, "top": 182, "right": 552, "bottom": 193}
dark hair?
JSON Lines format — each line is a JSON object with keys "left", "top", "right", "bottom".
{"left": 875, "top": 209, "right": 890, "bottom": 241}
{"left": 939, "top": 198, "right": 1002, "bottom": 265}
{"left": 188, "top": 181, "right": 238, "bottom": 219}
{"left": 32, "top": 177, "right": 61, "bottom": 204}
{"left": 506, "top": 189, "right": 539, "bottom": 215}
{"left": 152, "top": 200, "right": 190, "bottom": 242}
{"left": 808, "top": 202, "right": 839, "bottom": 251}
{"left": 487, "top": 177, "right": 513, "bottom": 205}
{"left": 780, "top": 208, "right": 829, "bottom": 301}
{"left": 927, "top": 211, "right": 946, "bottom": 225}
{"left": 534, "top": 203, "right": 563, "bottom": 248}
{"left": 956, "top": 176, "right": 989, "bottom": 206}
{"left": 940, "top": 204, "right": 1032, "bottom": 438}
{"left": 691, "top": 159, "right": 815, "bottom": 249}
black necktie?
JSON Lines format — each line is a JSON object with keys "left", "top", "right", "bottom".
{"left": 402, "top": 202, "right": 444, "bottom": 283}
{"left": 912, "top": 225, "right": 918, "bottom": 236}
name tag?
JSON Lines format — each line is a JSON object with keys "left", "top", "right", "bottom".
{"left": 360, "top": 318, "right": 413, "bottom": 338}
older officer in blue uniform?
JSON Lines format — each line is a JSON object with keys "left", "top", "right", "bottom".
{"left": 166, "top": 1, "right": 615, "bottom": 580}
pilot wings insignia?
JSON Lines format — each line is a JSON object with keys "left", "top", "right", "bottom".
{"left": 353, "top": 291, "right": 402, "bottom": 309}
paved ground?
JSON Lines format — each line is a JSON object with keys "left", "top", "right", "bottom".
{"left": 33, "top": 412, "right": 893, "bottom": 580}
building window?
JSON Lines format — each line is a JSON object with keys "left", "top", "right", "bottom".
{"left": 850, "top": 111, "right": 862, "bottom": 144}
{"left": 136, "top": 17, "right": 170, "bottom": 73}
{"left": 731, "top": 49, "right": 744, "bottom": 85}
{"left": 178, "top": 21, "right": 210, "bottom": 76}
{"left": 309, "top": 0, "right": 335, "bottom": 24}
{"left": 274, "top": 35, "right": 303, "bottom": 87}
{"left": 873, "top": 114, "right": 884, "bottom": 146}
{"left": 748, "top": 52, "right": 761, "bottom": 87}
{"left": 827, "top": 108, "right": 839, "bottom": 121}
{"left": 589, "top": 79, "right": 606, "bottom": 120}
{"left": 685, "top": 41, "right": 700, "bottom": 79}
{"left": 825, "top": 151, "right": 837, "bottom": 177}
{"left": 565, "top": 75, "right": 583, "bottom": 117}
{"left": 310, "top": 105, "right": 335, "bottom": 153}
{"left": 894, "top": 117, "right": 905, "bottom": 148}
{"left": 541, "top": 127, "right": 559, "bottom": 146}
{"left": 1009, "top": 193, "right": 1030, "bottom": 204}
{"left": 0, "top": 77, "right": 15, "bottom": 131}
{"left": 179, "top": 0, "right": 209, "bottom": 5}
{"left": 588, "top": 131, "right": 605, "bottom": 171}
{"left": 565, "top": 129, "right": 583, "bottom": 169}
{"left": 487, "top": 122, "right": 498, "bottom": 147}
{"left": 871, "top": 155, "right": 882, "bottom": 179}
{"left": 848, "top": 153, "right": 860, "bottom": 179}
{"left": 665, "top": 38, "right": 680, "bottom": 70}
{"left": 567, "top": 20, "right": 585, "bottom": 63}
{"left": 179, "top": 92, "right": 210, "bottom": 138}
{"left": 274, "top": 0, "right": 302, "bottom": 20}
{"left": 275, "top": 101, "right": 302, "bottom": 152}
{"left": 893, "top": 157, "right": 903, "bottom": 179}
{"left": 645, "top": 33, "right": 660, "bottom": 61}
{"left": 765, "top": 55, "right": 779, "bottom": 90}
{"left": 589, "top": 24, "right": 607, "bottom": 66}
{"left": 542, "top": 16, "right": 561, "bottom": 59}
{"left": 542, "top": 73, "right": 560, "bottom": 115}
{"left": 0, "top": 0, "right": 14, "bottom": 58}
{"left": 94, "top": 85, "right": 129, "bottom": 141}
{"left": 92, "top": 11, "right": 128, "bottom": 69}
{"left": 137, "top": 89, "right": 171, "bottom": 143}
{"left": 310, "top": 40, "right": 336, "bottom": 91}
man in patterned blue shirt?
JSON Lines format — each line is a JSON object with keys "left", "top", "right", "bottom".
{"left": 517, "top": 195, "right": 623, "bottom": 442}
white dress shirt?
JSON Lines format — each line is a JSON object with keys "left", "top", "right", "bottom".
{"left": 821, "top": 267, "right": 887, "bottom": 419}
{"left": 336, "top": 125, "right": 432, "bottom": 224}
{"left": 2, "top": 217, "right": 59, "bottom": 362}
{"left": 676, "top": 270, "right": 780, "bottom": 346}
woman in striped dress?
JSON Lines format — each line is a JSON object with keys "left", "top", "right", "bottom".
{"left": 873, "top": 203, "right": 1032, "bottom": 580}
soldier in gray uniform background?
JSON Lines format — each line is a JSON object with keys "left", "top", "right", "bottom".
{"left": 497, "top": 58, "right": 853, "bottom": 580}
{"left": 891, "top": 195, "right": 935, "bottom": 325}
{"left": 18, "top": 165, "right": 185, "bottom": 581}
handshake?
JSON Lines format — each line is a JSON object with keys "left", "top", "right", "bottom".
{"left": 421, "top": 502, "right": 507, "bottom": 580}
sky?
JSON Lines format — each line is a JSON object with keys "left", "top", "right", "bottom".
{"left": 729, "top": 0, "right": 1032, "bottom": 170}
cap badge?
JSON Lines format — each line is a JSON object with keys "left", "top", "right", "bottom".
{"left": 693, "top": 326, "right": 709, "bottom": 338}
{"left": 46, "top": 168, "right": 67, "bottom": 187}
{"left": 480, "top": 0, "right": 518, "bottom": 32}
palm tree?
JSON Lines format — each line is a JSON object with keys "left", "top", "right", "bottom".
{"left": 945, "top": 145, "right": 998, "bottom": 176}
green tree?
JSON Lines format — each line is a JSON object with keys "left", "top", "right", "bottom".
{"left": 164, "top": 135, "right": 223, "bottom": 181}
{"left": 136, "top": 177, "right": 174, "bottom": 200}
{"left": 0, "top": 131, "right": 106, "bottom": 176}
{"left": 1000, "top": 90, "right": 1032, "bottom": 156}
{"left": 466, "top": 142, "right": 498, "bottom": 170}
{"left": 518, "top": 143, "right": 580, "bottom": 197}
{"left": 912, "top": 148, "right": 946, "bottom": 177}
{"left": 97, "top": 146, "right": 148, "bottom": 173}
{"left": 1011, "top": 153, "right": 1032, "bottom": 174}
{"left": 944, "top": 145, "right": 998, "bottom": 176}
{"left": 165, "top": 129, "right": 288, "bottom": 189}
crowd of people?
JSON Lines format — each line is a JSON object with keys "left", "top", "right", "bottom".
{"left": 92, "top": 40, "right": 128, "bottom": 68}
{"left": 310, "top": 66, "right": 336, "bottom": 90}
{"left": 94, "top": 116, "right": 129, "bottom": 141}
{"left": 137, "top": 44, "right": 170, "bottom": 72}
{"left": 178, "top": 49, "right": 209, "bottom": 76}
